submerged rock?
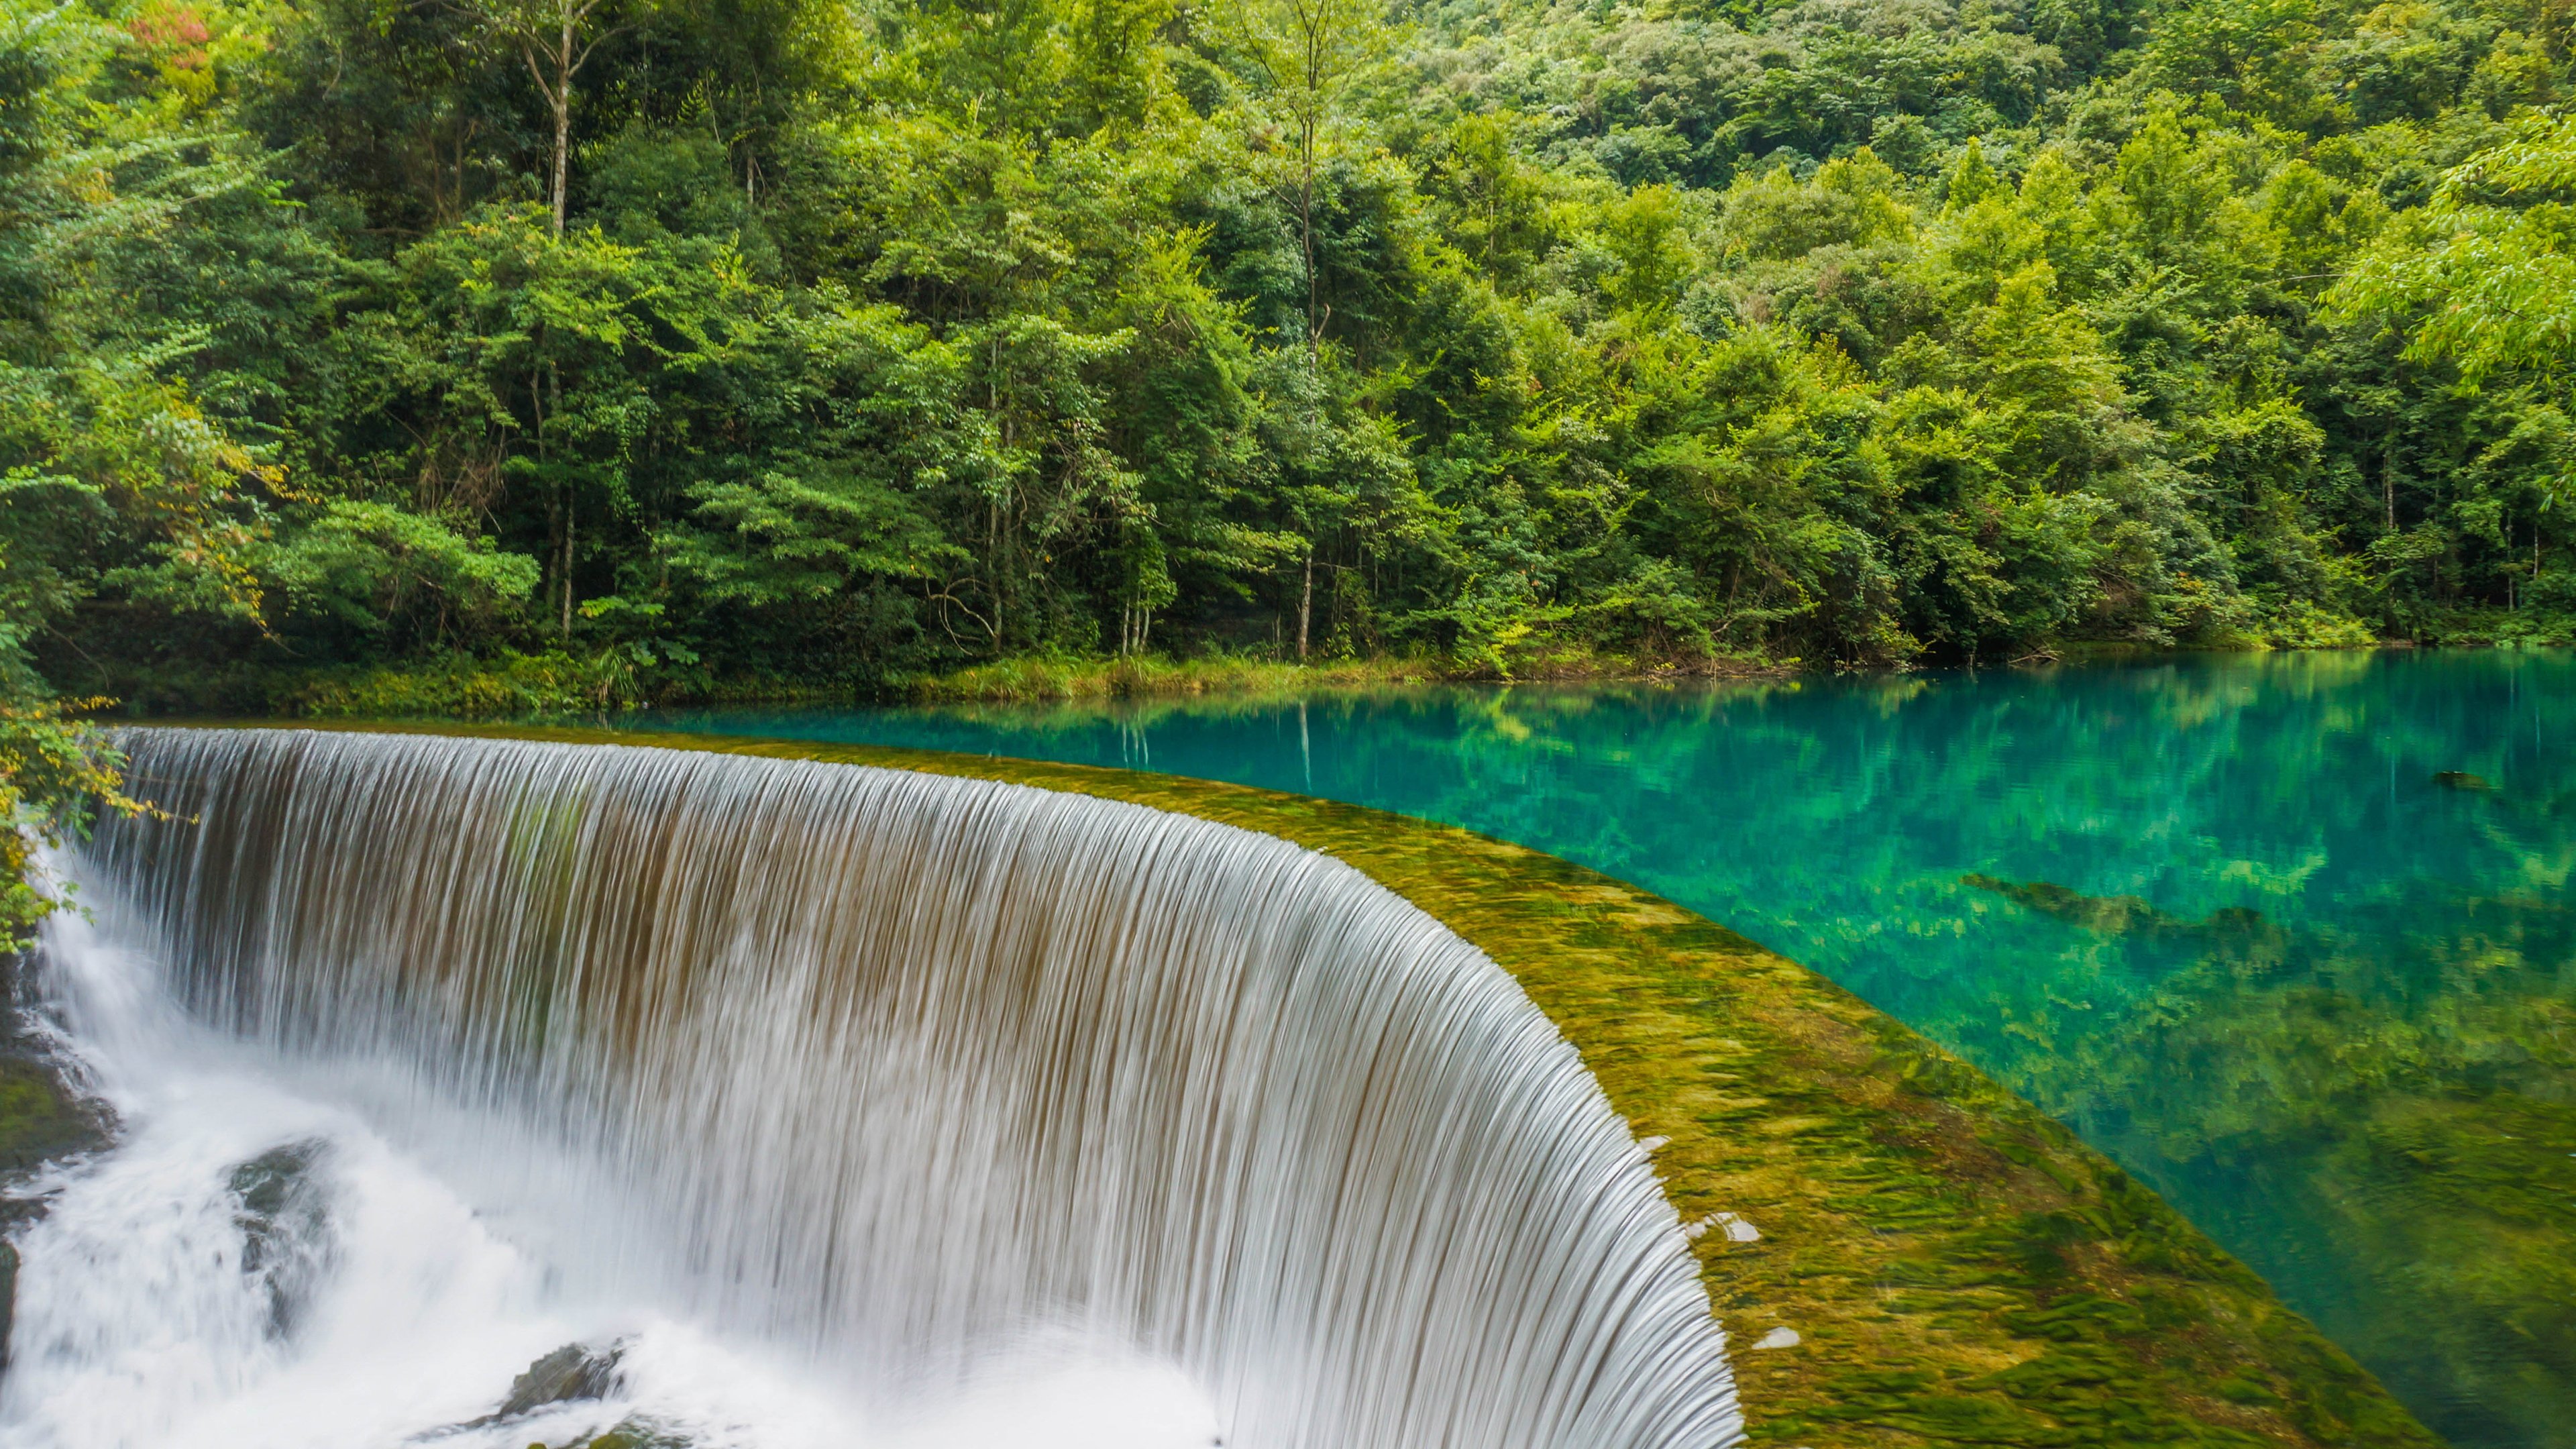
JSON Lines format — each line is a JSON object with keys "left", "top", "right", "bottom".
{"left": 226, "top": 1140, "right": 334, "bottom": 1339}
{"left": 1962, "top": 873, "right": 2180, "bottom": 936}
{"left": 1962, "top": 874, "right": 2276, "bottom": 943}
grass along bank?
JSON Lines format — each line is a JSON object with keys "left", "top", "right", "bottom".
{"left": 295, "top": 721, "right": 2434, "bottom": 1448}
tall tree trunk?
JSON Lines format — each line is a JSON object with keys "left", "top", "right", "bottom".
{"left": 987, "top": 496, "right": 1005, "bottom": 652}
{"left": 517, "top": 0, "right": 608, "bottom": 239}
{"left": 550, "top": 16, "right": 572, "bottom": 236}
{"left": 1297, "top": 550, "right": 1313, "bottom": 661}
{"left": 545, "top": 494, "right": 561, "bottom": 629}
{"left": 559, "top": 487, "right": 575, "bottom": 639}
{"left": 1300, "top": 121, "right": 1318, "bottom": 351}
{"left": 2383, "top": 437, "right": 2397, "bottom": 533}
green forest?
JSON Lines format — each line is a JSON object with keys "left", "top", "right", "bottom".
{"left": 3, "top": 0, "right": 2575, "bottom": 751}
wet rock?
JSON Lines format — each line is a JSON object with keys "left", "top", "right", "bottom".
{"left": 0, "top": 947, "right": 114, "bottom": 1192}
{"left": 488, "top": 1341, "right": 628, "bottom": 1420}
{"left": 0, "top": 946, "right": 116, "bottom": 1376}
{"left": 443, "top": 1340, "right": 633, "bottom": 1439}
{"left": 0, "top": 1057, "right": 106, "bottom": 1184}
{"left": 568, "top": 1417, "right": 690, "bottom": 1449}
{"left": 0, "top": 1240, "right": 15, "bottom": 1371}
{"left": 227, "top": 1140, "right": 334, "bottom": 1339}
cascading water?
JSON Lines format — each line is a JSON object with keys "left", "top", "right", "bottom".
{"left": 5, "top": 728, "right": 1741, "bottom": 1449}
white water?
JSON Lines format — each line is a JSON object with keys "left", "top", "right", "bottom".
{"left": 3, "top": 729, "right": 1741, "bottom": 1449}
{"left": 6, "top": 902, "right": 1219, "bottom": 1449}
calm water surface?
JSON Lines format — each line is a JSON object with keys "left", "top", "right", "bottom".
{"left": 638, "top": 651, "right": 2576, "bottom": 1448}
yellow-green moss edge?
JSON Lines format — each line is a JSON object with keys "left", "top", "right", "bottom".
{"left": 233, "top": 721, "right": 2435, "bottom": 1449}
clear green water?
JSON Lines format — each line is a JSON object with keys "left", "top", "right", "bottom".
{"left": 637, "top": 650, "right": 2576, "bottom": 1448}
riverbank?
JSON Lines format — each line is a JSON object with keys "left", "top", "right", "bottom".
{"left": 75, "top": 594, "right": 2576, "bottom": 724}
{"left": 256, "top": 646, "right": 1792, "bottom": 718}
{"left": 294, "top": 720, "right": 2434, "bottom": 1448}
{"left": 898, "top": 647, "right": 1813, "bottom": 702}
{"left": 251, "top": 629, "right": 2576, "bottom": 719}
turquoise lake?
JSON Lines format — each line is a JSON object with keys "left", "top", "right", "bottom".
{"left": 637, "top": 649, "right": 2576, "bottom": 1448}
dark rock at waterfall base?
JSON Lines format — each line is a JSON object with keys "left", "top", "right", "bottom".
{"left": 480, "top": 1340, "right": 629, "bottom": 1422}
{"left": 0, "top": 1057, "right": 103, "bottom": 1187}
{"left": 0, "top": 945, "right": 117, "bottom": 1375}
{"left": 0, "top": 1239, "right": 15, "bottom": 1371}
{"left": 226, "top": 1139, "right": 335, "bottom": 1339}
{"left": 0, "top": 950, "right": 111, "bottom": 1195}
{"left": 435, "top": 1338, "right": 636, "bottom": 1442}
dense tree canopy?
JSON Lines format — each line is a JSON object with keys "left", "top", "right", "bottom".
{"left": 0, "top": 0, "right": 2571, "bottom": 716}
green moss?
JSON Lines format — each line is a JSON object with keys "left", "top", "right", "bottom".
{"left": 0, "top": 1058, "right": 93, "bottom": 1177}
{"left": 277, "top": 721, "right": 2437, "bottom": 1448}
{"left": 0, "top": 979, "right": 107, "bottom": 1189}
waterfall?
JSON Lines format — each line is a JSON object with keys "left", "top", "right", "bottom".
{"left": 9, "top": 728, "right": 1740, "bottom": 1449}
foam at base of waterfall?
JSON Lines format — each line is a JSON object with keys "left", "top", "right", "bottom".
{"left": 1, "top": 908, "right": 1220, "bottom": 1449}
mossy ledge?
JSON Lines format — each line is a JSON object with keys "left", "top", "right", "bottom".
{"left": 201, "top": 722, "right": 2434, "bottom": 1449}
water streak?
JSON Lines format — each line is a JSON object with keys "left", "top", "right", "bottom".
{"left": 21, "top": 728, "right": 1739, "bottom": 1448}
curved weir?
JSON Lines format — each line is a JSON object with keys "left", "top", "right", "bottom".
{"left": 21, "top": 728, "right": 1740, "bottom": 1448}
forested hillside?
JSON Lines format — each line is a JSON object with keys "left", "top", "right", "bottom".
{"left": 2, "top": 0, "right": 2572, "bottom": 732}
